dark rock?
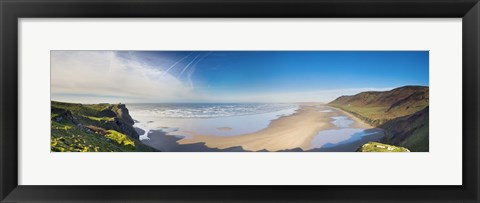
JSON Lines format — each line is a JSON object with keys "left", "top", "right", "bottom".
{"left": 112, "top": 104, "right": 139, "bottom": 140}
{"left": 115, "top": 104, "right": 135, "bottom": 125}
{"left": 98, "top": 107, "right": 116, "bottom": 117}
{"left": 135, "top": 127, "right": 146, "bottom": 135}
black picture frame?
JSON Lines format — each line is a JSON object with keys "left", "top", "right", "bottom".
{"left": 1, "top": 0, "right": 479, "bottom": 202}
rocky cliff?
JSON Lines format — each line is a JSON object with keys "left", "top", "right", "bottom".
{"left": 51, "top": 101, "right": 157, "bottom": 152}
{"left": 379, "top": 106, "right": 429, "bottom": 152}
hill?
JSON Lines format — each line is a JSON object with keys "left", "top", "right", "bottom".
{"left": 329, "top": 86, "right": 429, "bottom": 152}
{"left": 379, "top": 107, "right": 429, "bottom": 152}
{"left": 329, "top": 86, "right": 428, "bottom": 126}
{"left": 51, "top": 101, "right": 157, "bottom": 152}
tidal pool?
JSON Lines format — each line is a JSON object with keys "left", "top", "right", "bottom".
{"left": 311, "top": 114, "right": 383, "bottom": 150}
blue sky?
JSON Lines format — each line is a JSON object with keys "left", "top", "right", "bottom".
{"left": 51, "top": 51, "right": 428, "bottom": 103}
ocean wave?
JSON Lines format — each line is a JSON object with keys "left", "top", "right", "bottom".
{"left": 128, "top": 103, "right": 298, "bottom": 119}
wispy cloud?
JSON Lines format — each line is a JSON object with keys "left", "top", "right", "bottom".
{"left": 179, "top": 53, "right": 201, "bottom": 76}
{"left": 51, "top": 51, "right": 199, "bottom": 103}
{"left": 162, "top": 52, "right": 193, "bottom": 76}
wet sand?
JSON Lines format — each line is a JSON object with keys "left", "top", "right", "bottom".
{"left": 175, "top": 103, "right": 373, "bottom": 151}
{"left": 140, "top": 129, "right": 246, "bottom": 152}
{"left": 216, "top": 127, "right": 233, "bottom": 131}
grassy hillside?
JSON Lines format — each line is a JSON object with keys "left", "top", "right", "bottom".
{"left": 329, "top": 86, "right": 428, "bottom": 126}
{"left": 379, "top": 107, "right": 429, "bottom": 152}
{"left": 51, "top": 101, "right": 157, "bottom": 152}
{"left": 329, "top": 86, "right": 429, "bottom": 152}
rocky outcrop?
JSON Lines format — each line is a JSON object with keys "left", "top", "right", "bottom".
{"left": 108, "top": 104, "right": 139, "bottom": 139}
{"left": 111, "top": 104, "right": 139, "bottom": 140}
{"left": 114, "top": 104, "right": 135, "bottom": 125}
{"left": 51, "top": 101, "right": 156, "bottom": 152}
{"left": 357, "top": 142, "right": 410, "bottom": 152}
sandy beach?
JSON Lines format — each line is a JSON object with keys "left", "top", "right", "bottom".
{"left": 176, "top": 103, "right": 374, "bottom": 151}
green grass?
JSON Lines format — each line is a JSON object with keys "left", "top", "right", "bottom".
{"left": 400, "top": 121, "right": 429, "bottom": 152}
{"left": 357, "top": 142, "right": 410, "bottom": 152}
{"left": 52, "top": 101, "right": 113, "bottom": 117}
{"left": 83, "top": 115, "right": 115, "bottom": 122}
{"left": 341, "top": 106, "right": 386, "bottom": 118}
{"left": 51, "top": 106, "right": 136, "bottom": 152}
{"left": 330, "top": 105, "right": 390, "bottom": 126}
{"left": 51, "top": 121, "right": 137, "bottom": 152}
{"left": 105, "top": 130, "right": 135, "bottom": 148}
{"left": 330, "top": 93, "right": 428, "bottom": 126}
{"left": 51, "top": 113, "right": 59, "bottom": 119}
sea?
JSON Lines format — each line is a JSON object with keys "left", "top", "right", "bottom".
{"left": 127, "top": 103, "right": 299, "bottom": 139}
{"left": 309, "top": 113, "right": 384, "bottom": 151}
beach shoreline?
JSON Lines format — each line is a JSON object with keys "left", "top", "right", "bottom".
{"left": 327, "top": 106, "right": 373, "bottom": 129}
{"left": 174, "top": 103, "right": 375, "bottom": 151}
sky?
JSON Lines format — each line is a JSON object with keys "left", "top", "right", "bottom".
{"left": 51, "top": 51, "right": 429, "bottom": 103}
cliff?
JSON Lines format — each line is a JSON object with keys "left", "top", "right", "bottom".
{"left": 51, "top": 101, "right": 157, "bottom": 152}
{"left": 329, "top": 86, "right": 429, "bottom": 152}
{"left": 379, "top": 107, "right": 429, "bottom": 152}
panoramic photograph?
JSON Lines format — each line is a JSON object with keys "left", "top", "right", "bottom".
{"left": 51, "top": 51, "right": 429, "bottom": 152}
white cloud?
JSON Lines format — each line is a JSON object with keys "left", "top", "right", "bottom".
{"left": 51, "top": 51, "right": 198, "bottom": 103}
